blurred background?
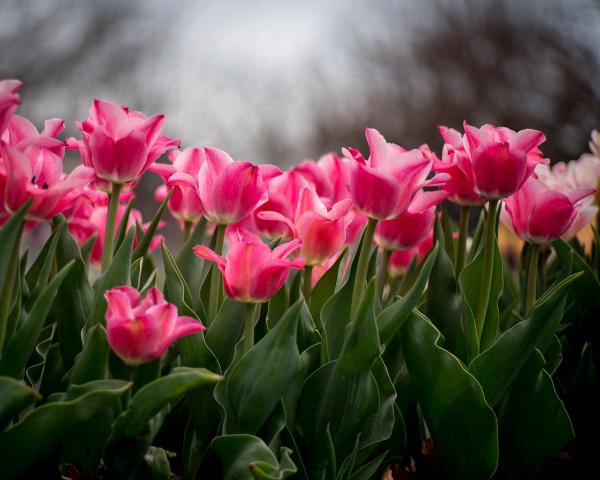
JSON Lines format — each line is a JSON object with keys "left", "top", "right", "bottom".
{"left": 2, "top": 0, "right": 600, "bottom": 221}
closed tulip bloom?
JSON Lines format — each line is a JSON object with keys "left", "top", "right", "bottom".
{"left": 258, "top": 187, "right": 352, "bottom": 266}
{"left": 433, "top": 126, "right": 487, "bottom": 205}
{"left": 343, "top": 128, "right": 446, "bottom": 220}
{"left": 0, "top": 79, "right": 22, "bottom": 136}
{"left": 193, "top": 227, "right": 304, "bottom": 303}
{"left": 170, "top": 147, "right": 268, "bottom": 225}
{"left": 388, "top": 235, "right": 434, "bottom": 278}
{"left": 463, "top": 121, "right": 547, "bottom": 199}
{"left": 150, "top": 148, "right": 204, "bottom": 224}
{"left": 502, "top": 175, "right": 595, "bottom": 244}
{"left": 73, "top": 99, "right": 179, "bottom": 186}
{"left": 105, "top": 286, "right": 205, "bottom": 366}
{"left": 0, "top": 115, "right": 94, "bottom": 220}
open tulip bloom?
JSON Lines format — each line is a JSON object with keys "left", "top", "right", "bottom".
{"left": 2, "top": 78, "right": 600, "bottom": 480}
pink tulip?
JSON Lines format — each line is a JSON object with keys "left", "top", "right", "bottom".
{"left": 258, "top": 187, "right": 352, "bottom": 266}
{"left": 502, "top": 174, "right": 595, "bottom": 244}
{"left": 71, "top": 99, "right": 179, "bottom": 188}
{"left": 463, "top": 122, "right": 547, "bottom": 199}
{"left": 105, "top": 286, "right": 205, "bottom": 365}
{"left": 374, "top": 190, "right": 446, "bottom": 251}
{"left": 343, "top": 128, "right": 446, "bottom": 220}
{"left": 0, "top": 79, "right": 22, "bottom": 136}
{"left": 67, "top": 189, "right": 164, "bottom": 265}
{"left": 0, "top": 115, "right": 94, "bottom": 220}
{"left": 169, "top": 147, "right": 268, "bottom": 225}
{"left": 150, "top": 148, "right": 204, "bottom": 224}
{"left": 193, "top": 227, "right": 304, "bottom": 303}
{"left": 388, "top": 235, "right": 434, "bottom": 278}
{"left": 432, "top": 127, "right": 487, "bottom": 205}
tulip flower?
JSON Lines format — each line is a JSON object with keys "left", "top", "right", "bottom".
{"left": 105, "top": 286, "right": 205, "bottom": 366}
{"left": 150, "top": 148, "right": 204, "bottom": 239}
{"left": 0, "top": 115, "right": 94, "bottom": 220}
{"left": 388, "top": 236, "right": 434, "bottom": 278}
{"left": 0, "top": 79, "right": 22, "bottom": 136}
{"left": 463, "top": 122, "right": 547, "bottom": 199}
{"left": 72, "top": 99, "right": 179, "bottom": 187}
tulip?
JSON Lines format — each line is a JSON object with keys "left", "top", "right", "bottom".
{"left": 388, "top": 236, "right": 434, "bottom": 278}
{"left": 105, "top": 286, "right": 205, "bottom": 366}
{"left": 150, "top": 148, "right": 204, "bottom": 238}
{"left": 0, "top": 115, "right": 94, "bottom": 220}
{"left": 72, "top": 99, "right": 179, "bottom": 186}
{"left": 0, "top": 79, "right": 22, "bottom": 136}
{"left": 463, "top": 121, "right": 547, "bottom": 199}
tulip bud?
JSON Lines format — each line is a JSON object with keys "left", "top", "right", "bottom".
{"left": 105, "top": 286, "right": 205, "bottom": 366}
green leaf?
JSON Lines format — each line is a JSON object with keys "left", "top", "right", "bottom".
{"left": 132, "top": 189, "right": 171, "bottom": 261}
{"left": 0, "top": 201, "right": 29, "bottom": 291}
{"left": 400, "top": 311, "right": 498, "bottom": 479}
{"left": 176, "top": 218, "right": 210, "bottom": 313}
{"left": 377, "top": 243, "right": 439, "bottom": 344}
{"left": 88, "top": 228, "right": 134, "bottom": 329}
{"left": 0, "top": 379, "right": 130, "bottom": 479}
{"left": 104, "top": 367, "right": 222, "bottom": 476}
{"left": 211, "top": 434, "right": 297, "bottom": 480}
{"left": 0, "top": 376, "right": 41, "bottom": 426}
{"left": 206, "top": 298, "right": 247, "bottom": 369}
{"left": 114, "top": 197, "right": 134, "bottom": 252}
{"left": 310, "top": 250, "right": 347, "bottom": 322}
{"left": 468, "top": 272, "right": 581, "bottom": 407}
{"left": 267, "top": 283, "right": 289, "bottom": 329}
{"left": 69, "top": 324, "right": 110, "bottom": 385}
{"left": 0, "top": 261, "right": 74, "bottom": 378}
{"left": 497, "top": 350, "right": 574, "bottom": 477}
{"left": 222, "top": 300, "right": 303, "bottom": 435}
{"left": 347, "top": 450, "right": 388, "bottom": 480}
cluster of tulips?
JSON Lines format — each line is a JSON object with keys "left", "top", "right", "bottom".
{"left": 0, "top": 78, "right": 599, "bottom": 479}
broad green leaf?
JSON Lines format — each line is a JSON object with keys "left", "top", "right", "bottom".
{"left": 377, "top": 243, "right": 439, "bottom": 344}
{"left": 211, "top": 434, "right": 297, "bottom": 480}
{"left": 176, "top": 218, "right": 210, "bottom": 313}
{"left": 0, "top": 201, "right": 29, "bottom": 292}
{"left": 267, "top": 282, "right": 289, "bottom": 329}
{"left": 140, "top": 446, "right": 172, "bottom": 480}
{"left": 130, "top": 257, "right": 144, "bottom": 290}
{"left": 347, "top": 450, "right": 388, "bottom": 480}
{"left": 497, "top": 350, "right": 574, "bottom": 477}
{"left": 0, "top": 379, "right": 129, "bottom": 479}
{"left": 468, "top": 273, "right": 581, "bottom": 406}
{"left": 69, "top": 324, "right": 110, "bottom": 385}
{"left": 400, "top": 311, "right": 498, "bottom": 479}
{"left": 104, "top": 367, "right": 222, "bottom": 476}
{"left": 0, "top": 376, "right": 40, "bottom": 426}
{"left": 0, "top": 261, "right": 74, "bottom": 378}
{"left": 206, "top": 298, "right": 247, "bottom": 369}
{"left": 309, "top": 250, "right": 347, "bottom": 322}
{"left": 132, "top": 189, "right": 171, "bottom": 261}
{"left": 114, "top": 198, "right": 134, "bottom": 252}
{"left": 222, "top": 300, "right": 303, "bottom": 435}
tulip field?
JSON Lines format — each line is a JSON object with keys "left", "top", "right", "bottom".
{"left": 0, "top": 79, "right": 599, "bottom": 479}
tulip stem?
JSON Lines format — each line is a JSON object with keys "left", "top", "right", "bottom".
{"left": 101, "top": 182, "right": 122, "bottom": 272}
{"left": 351, "top": 218, "right": 377, "bottom": 319}
{"left": 303, "top": 265, "right": 313, "bottom": 306}
{"left": 376, "top": 248, "right": 391, "bottom": 304}
{"left": 244, "top": 303, "right": 257, "bottom": 354}
{"left": 208, "top": 223, "right": 226, "bottom": 322}
{"left": 0, "top": 224, "right": 24, "bottom": 354}
{"left": 182, "top": 221, "right": 193, "bottom": 243}
{"left": 524, "top": 243, "right": 541, "bottom": 315}
{"left": 475, "top": 199, "right": 499, "bottom": 340}
{"left": 455, "top": 205, "right": 470, "bottom": 275}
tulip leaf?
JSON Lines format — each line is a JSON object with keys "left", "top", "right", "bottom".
{"left": 310, "top": 250, "right": 347, "bottom": 322}
{"left": 176, "top": 218, "right": 210, "bottom": 312}
{"left": 114, "top": 197, "right": 134, "bottom": 252}
{"left": 88, "top": 228, "right": 134, "bottom": 329}
{"left": 347, "top": 450, "right": 388, "bottom": 480}
{"left": 206, "top": 298, "right": 247, "bottom": 369}
{"left": 132, "top": 189, "right": 171, "bottom": 261}
{"left": 468, "top": 272, "right": 580, "bottom": 407}
{"left": 221, "top": 299, "right": 303, "bottom": 435}
{"left": 69, "top": 324, "right": 110, "bottom": 385}
{"left": 377, "top": 242, "right": 438, "bottom": 344}
{"left": 497, "top": 350, "right": 574, "bottom": 477}
{"left": 0, "top": 261, "right": 74, "bottom": 378}
{"left": 0, "top": 376, "right": 41, "bottom": 426}
{"left": 0, "top": 201, "right": 29, "bottom": 294}
{"left": 0, "top": 379, "right": 130, "bottom": 479}
{"left": 400, "top": 310, "right": 498, "bottom": 480}
{"left": 297, "top": 281, "right": 382, "bottom": 473}
{"left": 459, "top": 232, "right": 503, "bottom": 351}
{"left": 211, "top": 434, "right": 297, "bottom": 480}
{"left": 104, "top": 367, "right": 222, "bottom": 475}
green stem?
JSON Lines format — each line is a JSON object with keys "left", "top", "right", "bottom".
{"left": 0, "top": 224, "right": 24, "bottom": 353}
{"left": 244, "top": 303, "right": 257, "bottom": 354}
{"left": 303, "top": 265, "right": 313, "bottom": 306}
{"left": 455, "top": 205, "right": 470, "bottom": 275}
{"left": 524, "top": 243, "right": 541, "bottom": 315}
{"left": 376, "top": 248, "right": 391, "bottom": 303}
{"left": 101, "top": 182, "right": 122, "bottom": 272}
{"left": 207, "top": 224, "right": 226, "bottom": 322}
{"left": 350, "top": 218, "right": 377, "bottom": 319}
{"left": 475, "top": 199, "right": 499, "bottom": 338}
{"left": 182, "top": 221, "right": 193, "bottom": 243}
